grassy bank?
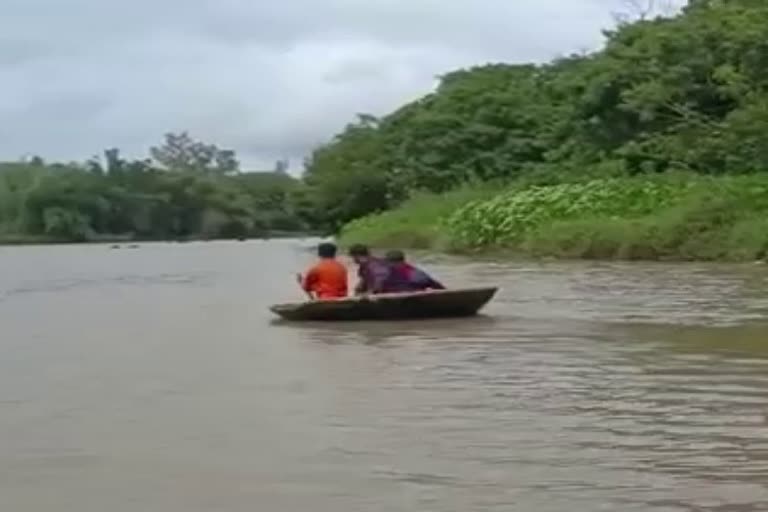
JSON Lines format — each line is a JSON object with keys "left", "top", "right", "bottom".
{"left": 339, "top": 174, "right": 768, "bottom": 261}
{"left": 338, "top": 184, "right": 499, "bottom": 249}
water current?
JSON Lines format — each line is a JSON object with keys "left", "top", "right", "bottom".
{"left": 1, "top": 240, "right": 767, "bottom": 511}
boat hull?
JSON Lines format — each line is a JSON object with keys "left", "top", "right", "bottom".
{"left": 270, "top": 287, "right": 498, "bottom": 322}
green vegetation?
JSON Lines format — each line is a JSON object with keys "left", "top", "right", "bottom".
{"left": 446, "top": 176, "right": 694, "bottom": 249}
{"left": 306, "top": 0, "right": 768, "bottom": 260}
{"left": 342, "top": 174, "right": 768, "bottom": 261}
{"left": 449, "top": 174, "right": 768, "bottom": 261}
{"left": 8, "top": 0, "right": 768, "bottom": 260}
{"left": 338, "top": 184, "right": 498, "bottom": 249}
{"left": 0, "top": 133, "right": 310, "bottom": 243}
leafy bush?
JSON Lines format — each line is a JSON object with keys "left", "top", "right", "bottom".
{"left": 445, "top": 176, "right": 695, "bottom": 249}
{"left": 42, "top": 207, "right": 91, "bottom": 241}
{"left": 443, "top": 174, "right": 768, "bottom": 261}
{"left": 339, "top": 184, "right": 498, "bottom": 249}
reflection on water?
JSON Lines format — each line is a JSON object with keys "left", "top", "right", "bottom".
{"left": 1, "top": 240, "right": 767, "bottom": 511}
{"left": 270, "top": 315, "right": 503, "bottom": 346}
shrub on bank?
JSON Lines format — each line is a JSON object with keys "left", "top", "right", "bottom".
{"left": 338, "top": 184, "right": 498, "bottom": 249}
{"left": 444, "top": 176, "right": 697, "bottom": 249}
{"left": 340, "top": 174, "right": 768, "bottom": 261}
{"left": 445, "top": 174, "right": 768, "bottom": 260}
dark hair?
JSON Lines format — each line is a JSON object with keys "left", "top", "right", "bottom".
{"left": 385, "top": 250, "right": 405, "bottom": 262}
{"left": 348, "top": 244, "right": 370, "bottom": 257}
{"left": 317, "top": 242, "right": 337, "bottom": 258}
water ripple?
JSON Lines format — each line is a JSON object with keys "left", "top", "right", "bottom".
{"left": 2, "top": 243, "right": 768, "bottom": 511}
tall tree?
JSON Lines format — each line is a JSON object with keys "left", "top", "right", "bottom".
{"left": 149, "top": 132, "right": 240, "bottom": 175}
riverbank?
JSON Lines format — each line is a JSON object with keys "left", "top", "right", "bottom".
{"left": 0, "top": 234, "right": 71, "bottom": 246}
{"left": 0, "top": 230, "right": 323, "bottom": 246}
{"left": 339, "top": 174, "right": 768, "bottom": 262}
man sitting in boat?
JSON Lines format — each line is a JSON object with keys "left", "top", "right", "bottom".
{"left": 299, "top": 242, "right": 348, "bottom": 299}
{"left": 348, "top": 244, "right": 395, "bottom": 295}
{"left": 385, "top": 250, "right": 445, "bottom": 292}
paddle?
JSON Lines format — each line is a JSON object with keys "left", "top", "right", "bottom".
{"left": 295, "top": 272, "right": 315, "bottom": 301}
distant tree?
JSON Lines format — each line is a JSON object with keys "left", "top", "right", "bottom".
{"left": 274, "top": 159, "right": 290, "bottom": 174}
{"left": 612, "top": 0, "right": 676, "bottom": 24}
{"left": 149, "top": 132, "right": 240, "bottom": 175}
{"left": 85, "top": 155, "right": 104, "bottom": 175}
{"left": 104, "top": 148, "right": 123, "bottom": 174}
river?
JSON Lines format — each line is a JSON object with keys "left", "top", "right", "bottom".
{"left": 1, "top": 240, "right": 768, "bottom": 511}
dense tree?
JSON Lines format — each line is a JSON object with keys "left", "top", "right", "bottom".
{"left": 149, "top": 132, "right": 239, "bottom": 175}
{"left": 0, "top": 135, "right": 309, "bottom": 243}
{"left": 301, "top": 114, "right": 390, "bottom": 230}
{"left": 300, "top": 0, "right": 768, "bottom": 229}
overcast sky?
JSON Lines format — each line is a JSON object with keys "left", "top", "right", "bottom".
{"left": 0, "top": 0, "right": 682, "bottom": 171}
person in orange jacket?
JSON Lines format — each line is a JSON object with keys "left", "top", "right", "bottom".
{"left": 298, "top": 242, "right": 348, "bottom": 300}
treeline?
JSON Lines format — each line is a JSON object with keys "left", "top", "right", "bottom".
{"left": 6, "top": 1, "right": 768, "bottom": 245}
{"left": 301, "top": 0, "right": 768, "bottom": 231}
{"left": 0, "top": 133, "right": 313, "bottom": 243}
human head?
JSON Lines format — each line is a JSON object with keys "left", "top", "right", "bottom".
{"left": 385, "top": 249, "right": 405, "bottom": 263}
{"left": 348, "top": 243, "right": 370, "bottom": 264}
{"left": 317, "top": 242, "right": 337, "bottom": 259}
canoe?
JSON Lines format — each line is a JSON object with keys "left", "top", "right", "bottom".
{"left": 270, "top": 287, "right": 498, "bottom": 322}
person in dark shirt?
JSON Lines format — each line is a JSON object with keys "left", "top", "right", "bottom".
{"left": 385, "top": 250, "right": 445, "bottom": 292}
{"left": 348, "top": 244, "right": 393, "bottom": 295}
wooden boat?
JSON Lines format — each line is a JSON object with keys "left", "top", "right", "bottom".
{"left": 270, "top": 287, "right": 498, "bottom": 322}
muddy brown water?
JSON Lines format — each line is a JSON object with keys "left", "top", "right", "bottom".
{"left": 1, "top": 240, "right": 768, "bottom": 511}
